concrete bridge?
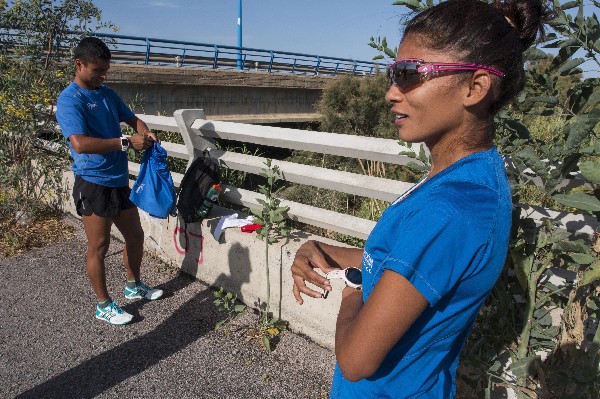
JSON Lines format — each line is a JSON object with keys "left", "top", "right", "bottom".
{"left": 107, "top": 64, "right": 331, "bottom": 123}
{"left": 93, "top": 32, "right": 386, "bottom": 123}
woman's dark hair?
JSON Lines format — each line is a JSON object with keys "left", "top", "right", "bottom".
{"left": 73, "top": 36, "right": 111, "bottom": 63}
{"left": 404, "top": 0, "right": 550, "bottom": 113}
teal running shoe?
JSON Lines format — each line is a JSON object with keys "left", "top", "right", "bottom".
{"left": 95, "top": 301, "right": 133, "bottom": 325}
{"left": 124, "top": 281, "right": 163, "bottom": 300}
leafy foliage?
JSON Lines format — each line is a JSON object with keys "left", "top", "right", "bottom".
{"left": 372, "top": 0, "right": 599, "bottom": 397}
{"left": 246, "top": 317, "right": 288, "bottom": 352}
{"left": 213, "top": 287, "right": 246, "bottom": 332}
{"left": 0, "top": 1, "right": 113, "bottom": 219}
{"left": 318, "top": 73, "right": 397, "bottom": 139}
{"left": 248, "top": 159, "right": 290, "bottom": 350}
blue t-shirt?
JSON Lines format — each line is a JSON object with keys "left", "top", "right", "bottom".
{"left": 330, "top": 148, "right": 512, "bottom": 399}
{"left": 56, "top": 82, "right": 135, "bottom": 187}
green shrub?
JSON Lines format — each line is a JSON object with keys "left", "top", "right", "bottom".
{"left": 0, "top": 0, "right": 113, "bottom": 218}
{"left": 374, "top": 1, "right": 600, "bottom": 397}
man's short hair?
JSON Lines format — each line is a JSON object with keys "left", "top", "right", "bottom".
{"left": 73, "top": 37, "right": 111, "bottom": 63}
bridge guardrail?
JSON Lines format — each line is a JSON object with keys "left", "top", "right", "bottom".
{"left": 90, "top": 32, "right": 385, "bottom": 76}
{"left": 49, "top": 109, "right": 599, "bottom": 351}
{"left": 130, "top": 110, "right": 599, "bottom": 239}
{"left": 3, "top": 31, "right": 386, "bottom": 75}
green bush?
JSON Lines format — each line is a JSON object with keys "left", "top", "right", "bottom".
{"left": 0, "top": 0, "right": 113, "bottom": 218}
{"left": 373, "top": 1, "right": 600, "bottom": 397}
{"left": 318, "top": 73, "right": 397, "bottom": 139}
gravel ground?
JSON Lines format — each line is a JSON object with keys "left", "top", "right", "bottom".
{"left": 0, "top": 215, "right": 335, "bottom": 399}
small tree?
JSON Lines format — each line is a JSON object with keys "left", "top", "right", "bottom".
{"left": 249, "top": 159, "right": 290, "bottom": 350}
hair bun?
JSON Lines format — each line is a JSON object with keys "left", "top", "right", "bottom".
{"left": 494, "top": 0, "right": 551, "bottom": 49}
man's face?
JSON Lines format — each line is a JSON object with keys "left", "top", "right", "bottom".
{"left": 74, "top": 58, "right": 110, "bottom": 90}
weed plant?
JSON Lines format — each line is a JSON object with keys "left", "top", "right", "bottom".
{"left": 213, "top": 287, "right": 247, "bottom": 333}
{"left": 248, "top": 159, "right": 290, "bottom": 351}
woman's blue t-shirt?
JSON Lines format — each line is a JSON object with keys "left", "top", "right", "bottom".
{"left": 330, "top": 148, "right": 512, "bottom": 399}
{"left": 56, "top": 82, "right": 135, "bottom": 187}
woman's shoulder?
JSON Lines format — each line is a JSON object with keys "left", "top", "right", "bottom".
{"left": 434, "top": 148, "right": 510, "bottom": 195}
{"left": 422, "top": 155, "right": 511, "bottom": 218}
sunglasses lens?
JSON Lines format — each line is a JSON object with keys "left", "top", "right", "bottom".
{"left": 345, "top": 268, "right": 362, "bottom": 285}
{"left": 387, "top": 62, "right": 421, "bottom": 90}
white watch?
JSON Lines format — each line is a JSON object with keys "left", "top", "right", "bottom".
{"left": 326, "top": 267, "right": 362, "bottom": 290}
{"left": 120, "top": 136, "right": 129, "bottom": 152}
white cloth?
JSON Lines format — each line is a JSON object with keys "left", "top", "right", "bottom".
{"left": 213, "top": 213, "right": 255, "bottom": 240}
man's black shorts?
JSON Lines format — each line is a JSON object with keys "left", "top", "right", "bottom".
{"left": 73, "top": 175, "right": 135, "bottom": 217}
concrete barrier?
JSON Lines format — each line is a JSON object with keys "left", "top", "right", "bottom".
{"left": 61, "top": 170, "right": 347, "bottom": 349}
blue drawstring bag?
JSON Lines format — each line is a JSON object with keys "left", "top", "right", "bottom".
{"left": 130, "top": 141, "right": 177, "bottom": 219}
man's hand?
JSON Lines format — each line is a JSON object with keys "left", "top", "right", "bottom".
{"left": 143, "top": 130, "right": 160, "bottom": 143}
{"left": 125, "top": 117, "right": 160, "bottom": 151}
{"left": 128, "top": 131, "right": 157, "bottom": 151}
{"left": 291, "top": 240, "right": 337, "bottom": 305}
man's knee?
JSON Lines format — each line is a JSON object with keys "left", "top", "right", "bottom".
{"left": 87, "top": 238, "right": 110, "bottom": 257}
{"left": 115, "top": 208, "right": 145, "bottom": 245}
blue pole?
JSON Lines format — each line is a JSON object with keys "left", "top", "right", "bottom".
{"left": 237, "top": 0, "right": 243, "bottom": 70}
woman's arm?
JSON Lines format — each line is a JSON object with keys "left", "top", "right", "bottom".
{"left": 335, "top": 270, "right": 428, "bottom": 382}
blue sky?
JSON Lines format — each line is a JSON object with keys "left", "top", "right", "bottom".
{"left": 92, "top": 0, "right": 598, "bottom": 76}
{"left": 92, "top": 0, "right": 408, "bottom": 63}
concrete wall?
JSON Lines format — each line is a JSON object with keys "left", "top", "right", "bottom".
{"left": 107, "top": 65, "right": 328, "bottom": 122}
{"left": 112, "top": 82, "right": 323, "bottom": 122}
{"left": 62, "top": 171, "right": 345, "bottom": 349}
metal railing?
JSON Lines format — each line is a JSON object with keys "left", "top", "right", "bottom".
{"left": 92, "top": 32, "right": 386, "bottom": 76}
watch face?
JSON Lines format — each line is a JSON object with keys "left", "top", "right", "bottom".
{"left": 121, "top": 138, "right": 129, "bottom": 147}
{"left": 346, "top": 268, "right": 362, "bottom": 285}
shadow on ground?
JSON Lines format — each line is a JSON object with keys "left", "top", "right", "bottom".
{"left": 16, "top": 272, "right": 213, "bottom": 399}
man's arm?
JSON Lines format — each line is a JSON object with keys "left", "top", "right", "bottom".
{"left": 69, "top": 116, "right": 157, "bottom": 154}
{"left": 68, "top": 135, "right": 122, "bottom": 154}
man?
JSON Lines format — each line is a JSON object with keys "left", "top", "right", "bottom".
{"left": 57, "top": 36, "right": 163, "bottom": 325}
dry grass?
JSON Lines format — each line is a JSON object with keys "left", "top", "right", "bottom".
{"left": 0, "top": 212, "right": 74, "bottom": 258}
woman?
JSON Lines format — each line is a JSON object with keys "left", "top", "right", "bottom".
{"left": 291, "top": 0, "right": 549, "bottom": 397}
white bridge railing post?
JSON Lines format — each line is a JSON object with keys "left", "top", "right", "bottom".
{"left": 173, "top": 109, "right": 214, "bottom": 167}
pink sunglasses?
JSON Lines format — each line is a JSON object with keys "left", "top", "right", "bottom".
{"left": 387, "top": 58, "right": 505, "bottom": 90}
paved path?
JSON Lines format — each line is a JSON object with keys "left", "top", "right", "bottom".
{"left": 0, "top": 216, "right": 335, "bottom": 399}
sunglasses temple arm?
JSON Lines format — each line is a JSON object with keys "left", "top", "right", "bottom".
{"left": 433, "top": 63, "right": 505, "bottom": 77}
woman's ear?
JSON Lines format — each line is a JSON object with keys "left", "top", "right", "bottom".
{"left": 463, "top": 70, "right": 493, "bottom": 108}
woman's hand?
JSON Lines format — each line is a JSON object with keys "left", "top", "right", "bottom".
{"left": 291, "top": 240, "right": 336, "bottom": 304}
